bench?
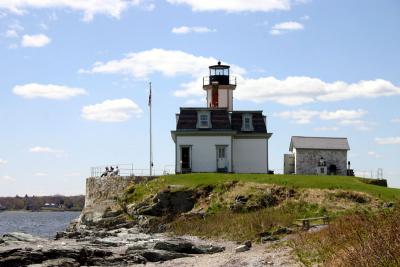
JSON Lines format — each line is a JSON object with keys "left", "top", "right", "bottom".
{"left": 296, "top": 216, "right": 330, "bottom": 230}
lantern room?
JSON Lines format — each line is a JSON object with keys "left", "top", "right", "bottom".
{"left": 203, "top": 61, "right": 237, "bottom": 111}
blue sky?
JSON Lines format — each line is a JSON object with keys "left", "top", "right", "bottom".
{"left": 0, "top": 0, "right": 399, "bottom": 196}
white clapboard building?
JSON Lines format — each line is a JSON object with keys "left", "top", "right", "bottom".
{"left": 171, "top": 62, "right": 272, "bottom": 174}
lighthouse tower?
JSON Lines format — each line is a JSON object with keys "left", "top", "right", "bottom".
{"left": 203, "top": 61, "right": 237, "bottom": 111}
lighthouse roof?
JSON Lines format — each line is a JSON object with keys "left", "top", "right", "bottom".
{"left": 175, "top": 108, "right": 267, "bottom": 134}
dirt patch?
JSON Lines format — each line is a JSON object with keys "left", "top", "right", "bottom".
{"left": 136, "top": 237, "right": 300, "bottom": 267}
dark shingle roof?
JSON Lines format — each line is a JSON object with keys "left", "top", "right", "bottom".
{"left": 290, "top": 136, "right": 350, "bottom": 151}
{"left": 176, "top": 108, "right": 231, "bottom": 130}
{"left": 231, "top": 112, "right": 267, "bottom": 133}
{"left": 176, "top": 108, "right": 267, "bottom": 133}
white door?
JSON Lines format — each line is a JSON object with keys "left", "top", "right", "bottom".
{"left": 217, "top": 146, "right": 227, "bottom": 170}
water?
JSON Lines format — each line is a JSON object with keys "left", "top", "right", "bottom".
{"left": 0, "top": 211, "right": 80, "bottom": 238}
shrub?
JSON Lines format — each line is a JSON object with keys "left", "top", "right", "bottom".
{"left": 292, "top": 205, "right": 400, "bottom": 266}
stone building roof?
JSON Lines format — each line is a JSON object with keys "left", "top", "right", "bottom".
{"left": 290, "top": 136, "right": 350, "bottom": 151}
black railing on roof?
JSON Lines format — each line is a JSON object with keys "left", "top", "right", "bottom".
{"left": 203, "top": 76, "right": 237, "bottom": 86}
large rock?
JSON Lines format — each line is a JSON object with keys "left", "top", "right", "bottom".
{"left": 153, "top": 239, "right": 225, "bottom": 254}
{"left": 2, "top": 232, "right": 46, "bottom": 243}
{"left": 130, "top": 249, "right": 191, "bottom": 262}
{"left": 27, "top": 258, "right": 79, "bottom": 267}
{"left": 133, "top": 190, "right": 196, "bottom": 216}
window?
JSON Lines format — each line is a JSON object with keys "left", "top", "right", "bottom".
{"left": 242, "top": 114, "right": 253, "bottom": 131}
{"left": 200, "top": 114, "right": 209, "bottom": 127}
{"left": 218, "top": 147, "right": 225, "bottom": 158}
{"left": 244, "top": 117, "right": 251, "bottom": 130}
{"left": 197, "top": 111, "right": 211, "bottom": 128}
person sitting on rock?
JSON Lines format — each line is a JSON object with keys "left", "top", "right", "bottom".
{"left": 113, "top": 166, "right": 120, "bottom": 176}
{"left": 109, "top": 166, "right": 114, "bottom": 176}
{"left": 101, "top": 167, "right": 109, "bottom": 177}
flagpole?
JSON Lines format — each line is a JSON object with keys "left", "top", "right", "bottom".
{"left": 149, "top": 82, "right": 153, "bottom": 178}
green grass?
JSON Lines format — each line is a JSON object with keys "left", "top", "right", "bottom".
{"left": 126, "top": 173, "right": 400, "bottom": 203}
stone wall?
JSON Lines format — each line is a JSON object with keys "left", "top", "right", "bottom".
{"left": 295, "top": 149, "right": 347, "bottom": 175}
{"left": 79, "top": 176, "right": 154, "bottom": 227}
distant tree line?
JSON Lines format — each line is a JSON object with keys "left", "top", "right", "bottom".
{"left": 0, "top": 195, "right": 85, "bottom": 211}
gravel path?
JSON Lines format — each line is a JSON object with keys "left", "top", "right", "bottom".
{"left": 136, "top": 237, "right": 300, "bottom": 267}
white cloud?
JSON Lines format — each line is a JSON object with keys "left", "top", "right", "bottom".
{"left": 5, "top": 29, "right": 18, "bottom": 38}
{"left": 313, "top": 126, "right": 339, "bottom": 132}
{"left": 391, "top": 118, "right": 400, "bottom": 123}
{"left": 21, "top": 34, "right": 51, "bottom": 47}
{"left": 274, "top": 109, "right": 373, "bottom": 130}
{"left": 174, "top": 77, "right": 205, "bottom": 97}
{"left": 82, "top": 49, "right": 400, "bottom": 106}
{"left": 367, "top": 151, "right": 382, "bottom": 158}
{"left": 273, "top": 21, "right": 304, "bottom": 30}
{"left": 172, "top": 26, "right": 216, "bottom": 34}
{"left": 34, "top": 172, "right": 48, "bottom": 177}
{"left": 166, "top": 0, "right": 292, "bottom": 12}
{"left": 273, "top": 109, "right": 318, "bottom": 124}
{"left": 269, "top": 29, "right": 282, "bottom": 35}
{"left": 82, "top": 98, "right": 143, "bottom": 122}
{"left": 81, "top": 48, "right": 245, "bottom": 79}
{"left": 0, "top": 159, "right": 8, "bottom": 165}
{"left": 270, "top": 21, "right": 304, "bottom": 35}
{"left": 0, "top": 0, "right": 143, "bottom": 21}
{"left": 29, "top": 146, "right": 64, "bottom": 154}
{"left": 319, "top": 109, "right": 367, "bottom": 120}
{"left": 375, "top": 137, "right": 400, "bottom": 145}
{"left": 13, "top": 83, "right": 87, "bottom": 100}
{"left": 1, "top": 175, "right": 14, "bottom": 182}
{"left": 339, "top": 119, "right": 375, "bottom": 131}
{"left": 234, "top": 76, "right": 400, "bottom": 106}
{"left": 274, "top": 109, "right": 366, "bottom": 124}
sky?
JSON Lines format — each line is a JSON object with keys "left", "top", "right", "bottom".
{"left": 0, "top": 0, "right": 399, "bottom": 196}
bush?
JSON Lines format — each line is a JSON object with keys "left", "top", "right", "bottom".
{"left": 292, "top": 205, "right": 400, "bottom": 266}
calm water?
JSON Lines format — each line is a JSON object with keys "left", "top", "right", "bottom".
{"left": 0, "top": 211, "right": 80, "bottom": 238}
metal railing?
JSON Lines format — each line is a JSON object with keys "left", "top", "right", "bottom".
{"left": 90, "top": 164, "right": 175, "bottom": 177}
{"left": 203, "top": 76, "right": 237, "bottom": 86}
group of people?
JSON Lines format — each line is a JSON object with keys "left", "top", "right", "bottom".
{"left": 100, "top": 166, "right": 120, "bottom": 177}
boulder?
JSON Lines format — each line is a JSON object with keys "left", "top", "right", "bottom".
{"left": 134, "top": 190, "right": 196, "bottom": 216}
{"left": 272, "top": 227, "right": 293, "bottom": 235}
{"left": 235, "top": 245, "right": 250, "bottom": 253}
{"left": 243, "top": 240, "right": 252, "bottom": 248}
{"left": 153, "top": 239, "right": 225, "bottom": 254}
{"left": 129, "top": 249, "right": 191, "bottom": 262}
{"left": 2, "top": 232, "right": 46, "bottom": 243}
{"left": 261, "top": 236, "right": 279, "bottom": 243}
{"left": 27, "top": 258, "right": 79, "bottom": 267}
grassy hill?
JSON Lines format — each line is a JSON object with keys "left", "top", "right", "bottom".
{"left": 128, "top": 173, "right": 400, "bottom": 202}
{"left": 122, "top": 173, "right": 400, "bottom": 265}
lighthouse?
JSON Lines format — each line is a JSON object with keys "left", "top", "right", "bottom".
{"left": 203, "top": 61, "right": 236, "bottom": 111}
{"left": 172, "top": 61, "right": 272, "bottom": 174}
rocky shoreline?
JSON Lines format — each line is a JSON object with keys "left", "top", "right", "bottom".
{"left": 0, "top": 227, "right": 225, "bottom": 267}
{"left": 0, "top": 176, "right": 302, "bottom": 266}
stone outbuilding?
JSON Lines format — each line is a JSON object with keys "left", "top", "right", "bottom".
{"left": 284, "top": 136, "right": 350, "bottom": 176}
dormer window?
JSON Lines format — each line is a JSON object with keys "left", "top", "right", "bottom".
{"left": 197, "top": 111, "right": 211, "bottom": 128}
{"left": 242, "top": 114, "right": 253, "bottom": 131}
